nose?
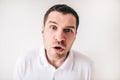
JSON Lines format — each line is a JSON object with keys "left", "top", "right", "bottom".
{"left": 55, "top": 30, "right": 65, "bottom": 42}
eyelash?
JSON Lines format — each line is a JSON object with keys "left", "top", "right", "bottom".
{"left": 64, "top": 29, "right": 72, "bottom": 33}
{"left": 51, "top": 25, "right": 57, "bottom": 30}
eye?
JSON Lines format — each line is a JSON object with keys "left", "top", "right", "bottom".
{"left": 64, "top": 28, "right": 72, "bottom": 33}
{"left": 51, "top": 25, "right": 57, "bottom": 30}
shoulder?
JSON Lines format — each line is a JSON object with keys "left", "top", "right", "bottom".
{"left": 13, "top": 49, "right": 40, "bottom": 80}
{"left": 15, "top": 49, "right": 39, "bottom": 71}
{"left": 71, "top": 50, "right": 95, "bottom": 80}
{"left": 71, "top": 50, "right": 93, "bottom": 66}
{"left": 14, "top": 50, "right": 39, "bottom": 74}
{"left": 18, "top": 50, "right": 38, "bottom": 63}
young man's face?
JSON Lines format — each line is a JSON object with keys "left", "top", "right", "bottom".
{"left": 42, "top": 11, "right": 77, "bottom": 59}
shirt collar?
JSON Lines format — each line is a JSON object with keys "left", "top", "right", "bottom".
{"left": 39, "top": 47, "right": 74, "bottom": 71}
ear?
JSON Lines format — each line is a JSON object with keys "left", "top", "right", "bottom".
{"left": 41, "top": 26, "right": 45, "bottom": 34}
{"left": 74, "top": 31, "right": 77, "bottom": 39}
{"left": 75, "top": 31, "right": 77, "bottom": 35}
{"left": 41, "top": 26, "right": 45, "bottom": 37}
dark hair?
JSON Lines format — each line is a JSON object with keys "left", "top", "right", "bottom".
{"left": 43, "top": 4, "right": 79, "bottom": 30}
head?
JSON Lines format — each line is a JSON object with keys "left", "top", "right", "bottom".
{"left": 42, "top": 4, "right": 79, "bottom": 60}
{"left": 44, "top": 4, "right": 79, "bottom": 30}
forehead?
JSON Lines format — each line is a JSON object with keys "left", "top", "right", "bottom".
{"left": 46, "top": 11, "right": 76, "bottom": 28}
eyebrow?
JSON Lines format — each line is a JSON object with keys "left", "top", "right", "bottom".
{"left": 66, "top": 26, "right": 75, "bottom": 29}
{"left": 48, "top": 21, "right": 58, "bottom": 24}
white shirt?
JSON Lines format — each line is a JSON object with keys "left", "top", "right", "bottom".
{"left": 13, "top": 47, "right": 94, "bottom": 80}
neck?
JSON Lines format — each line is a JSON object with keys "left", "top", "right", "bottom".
{"left": 48, "top": 57, "right": 66, "bottom": 69}
{"left": 45, "top": 51, "right": 69, "bottom": 69}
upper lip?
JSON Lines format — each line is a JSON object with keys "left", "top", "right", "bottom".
{"left": 53, "top": 45, "right": 65, "bottom": 50}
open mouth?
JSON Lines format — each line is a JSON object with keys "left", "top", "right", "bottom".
{"left": 54, "top": 46, "right": 64, "bottom": 52}
{"left": 55, "top": 46, "right": 62, "bottom": 49}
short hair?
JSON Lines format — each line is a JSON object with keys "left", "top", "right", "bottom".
{"left": 43, "top": 4, "right": 79, "bottom": 30}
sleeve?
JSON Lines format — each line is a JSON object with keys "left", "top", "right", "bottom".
{"left": 88, "top": 61, "right": 95, "bottom": 80}
{"left": 13, "top": 57, "right": 26, "bottom": 80}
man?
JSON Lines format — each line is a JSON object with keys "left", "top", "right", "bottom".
{"left": 14, "top": 4, "right": 94, "bottom": 80}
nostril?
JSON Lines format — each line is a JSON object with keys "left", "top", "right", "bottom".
{"left": 57, "top": 40, "right": 65, "bottom": 45}
{"left": 61, "top": 40, "right": 64, "bottom": 44}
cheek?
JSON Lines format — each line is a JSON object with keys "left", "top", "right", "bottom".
{"left": 66, "top": 36, "right": 75, "bottom": 45}
{"left": 44, "top": 28, "right": 54, "bottom": 38}
{"left": 43, "top": 32, "right": 54, "bottom": 45}
{"left": 45, "top": 33, "right": 54, "bottom": 41}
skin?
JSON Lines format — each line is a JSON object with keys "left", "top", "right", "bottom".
{"left": 42, "top": 11, "right": 77, "bottom": 68}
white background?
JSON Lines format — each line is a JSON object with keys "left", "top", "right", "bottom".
{"left": 0, "top": 0, "right": 120, "bottom": 80}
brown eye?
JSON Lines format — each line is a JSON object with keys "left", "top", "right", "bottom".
{"left": 51, "top": 25, "right": 57, "bottom": 30}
